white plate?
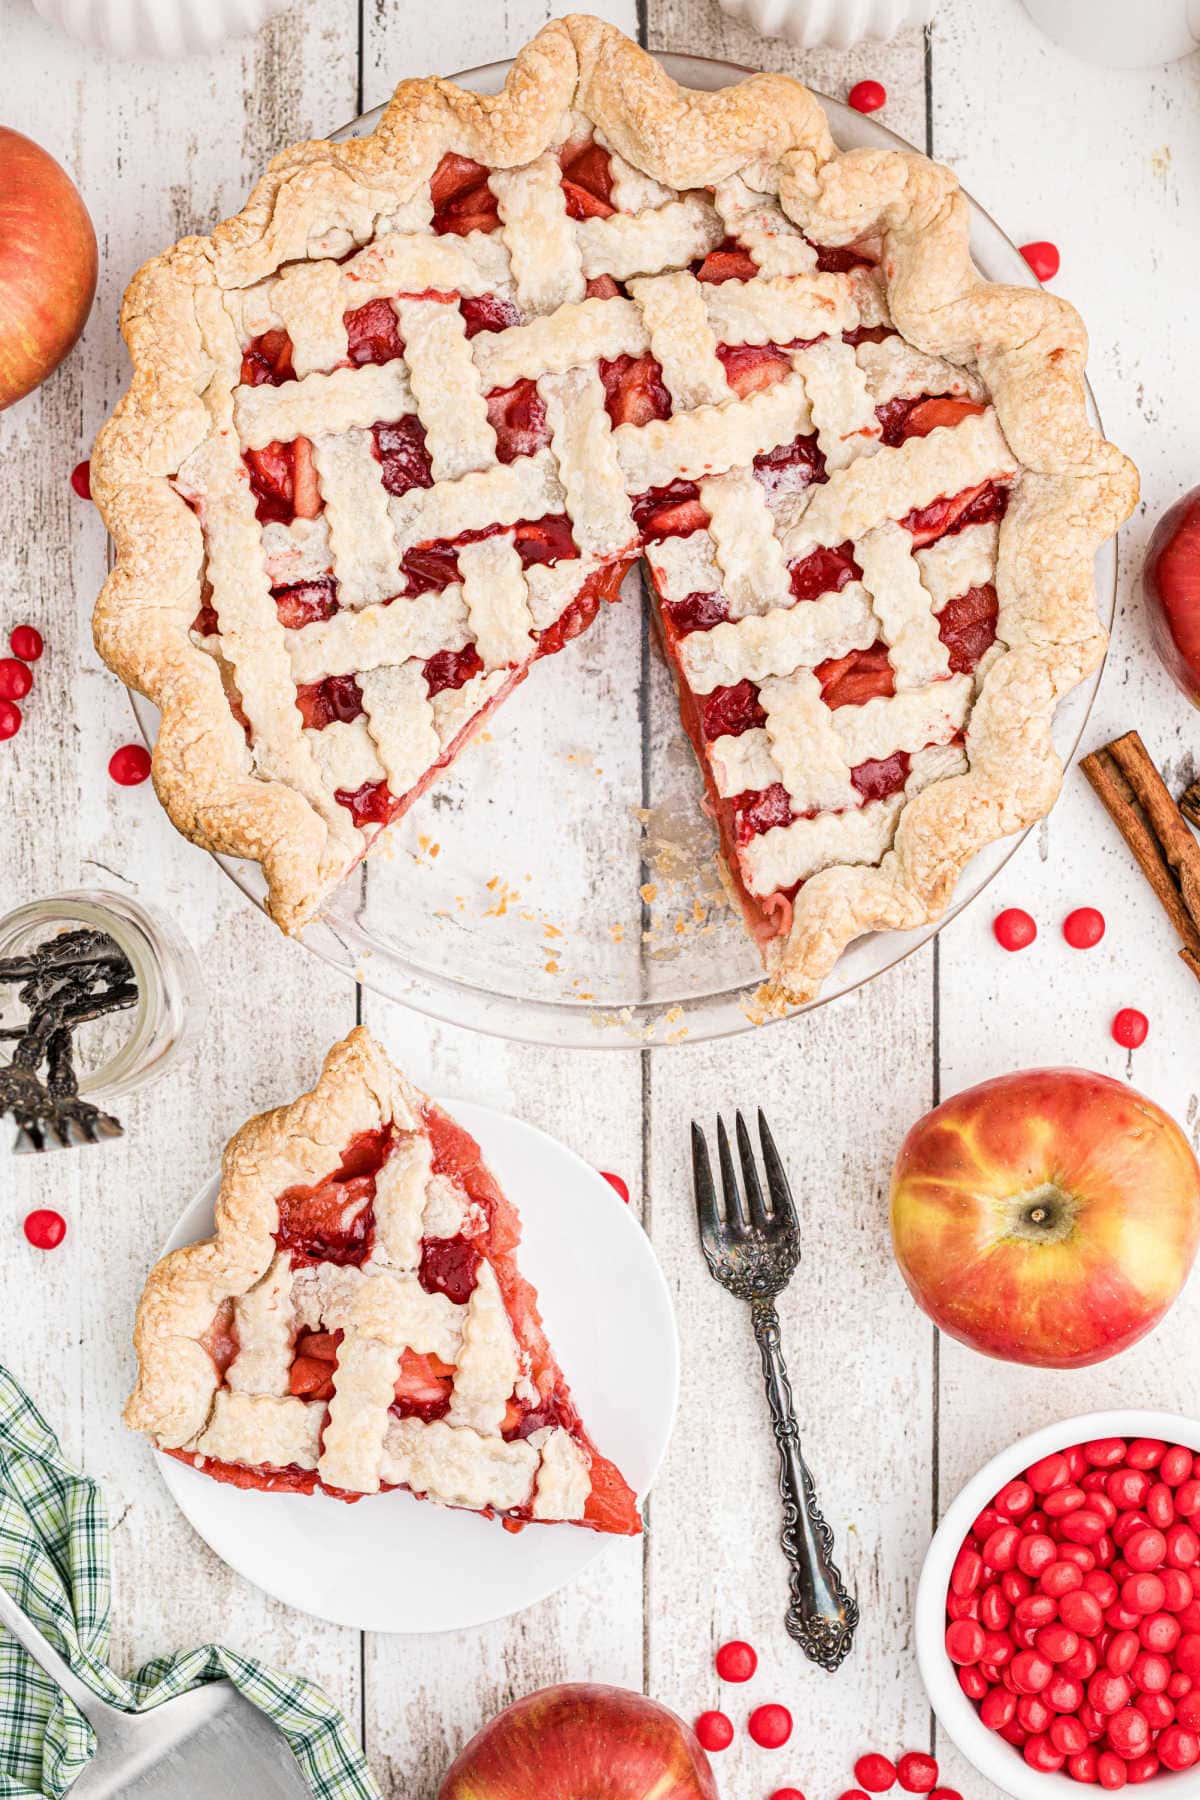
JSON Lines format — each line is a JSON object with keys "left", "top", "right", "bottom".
{"left": 130, "top": 55, "right": 1117, "bottom": 1048}
{"left": 156, "top": 1098, "right": 679, "bottom": 1633}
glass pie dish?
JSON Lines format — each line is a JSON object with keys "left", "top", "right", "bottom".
{"left": 128, "top": 53, "right": 1117, "bottom": 1049}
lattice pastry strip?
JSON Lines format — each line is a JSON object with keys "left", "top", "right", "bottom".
{"left": 311, "top": 429, "right": 401, "bottom": 611}
{"left": 235, "top": 363, "right": 414, "bottom": 450}
{"left": 188, "top": 1390, "right": 326, "bottom": 1471}
{"left": 915, "top": 521, "right": 1000, "bottom": 612}
{"left": 744, "top": 742, "right": 969, "bottom": 898}
{"left": 855, "top": 522, "right": 952, "bottom": 692}
{"left": 358, "top": 666, "right": 441, "bottom": 799}
{"left": 699, "top": 467, "right": 794, "bottom": 620}
{"left": 781, "top": 411, "right": 1015, "bottom": 555}
{"left": 628, "top": 272, "right": 729, "bottom": 410}
{"left": 714, "top": 173, "right": 819, "bottom": 277}
{"left": 458, "top": 536, "right": 536, "bottom": 670}
{"left": 492, "top": 155, "right": 586, "bottom": 314}
{"left": 393, "top": 298, "right": 496, "bottom": 480}
{"left": 541, "top": 368, "right": 635, "bottom": 559}
{"left": 792, "top": 339, "right": 881, "bottom": 472}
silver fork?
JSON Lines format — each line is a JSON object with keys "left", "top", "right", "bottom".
{"left": 691, "top": 1111, "right": 859, "bottom": 1672}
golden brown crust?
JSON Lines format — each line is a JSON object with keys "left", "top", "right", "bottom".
{"left": 92, "top": 15, "right": 1137, "bottom": 992}
{"left": 124, "top": 1027, "right": 418, "bottom": 1447}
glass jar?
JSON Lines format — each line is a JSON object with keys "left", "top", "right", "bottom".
{"left": 0, "top": 891, "right": 205, "bottom": 1099}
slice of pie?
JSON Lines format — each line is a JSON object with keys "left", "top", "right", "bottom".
{"left": 124, "top": 1028, "right": 641, "bottom": 1533}
{"left": 92, "top": 15, "right": 1137, "bottom": 1006}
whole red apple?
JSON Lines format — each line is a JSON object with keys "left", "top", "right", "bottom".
{"left": 438, "top": 1683, "right": 720, "bottom": 1800}
{"left": 890, "top": 1068, "right": 1200, "bottom": 1368}
{"left": 0, "top": 127, "right": 97, "bottom": 410}
{"left": 1143, "top": 486, "right": 1200, "bottom": 705}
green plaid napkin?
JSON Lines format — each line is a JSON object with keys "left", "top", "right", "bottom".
{"left": 0, "top": 1365, "right": 381, "bottom": 1800}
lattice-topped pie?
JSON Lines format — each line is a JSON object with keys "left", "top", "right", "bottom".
{"left": 92, "top": 15, "right": 1137, "bottom": 1006}
{"left": 125, "top": 1028, "right": 640, "bottom": 1532}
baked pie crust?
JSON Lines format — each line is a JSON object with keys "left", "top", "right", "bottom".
{"left": 125, "top": 1027, "right": 641, "bottom": 1532}
{"left": 92, "top": 14, "right": 1137, "bottom": 1007}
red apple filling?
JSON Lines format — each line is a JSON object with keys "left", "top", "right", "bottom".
{"left": 244, "top": 436, "right": 320, "bottom": 526}
{"left": 560, "top": 140, "right": 617, "bottom": 220}
{"left": 430, "top": 154, "right": 501, "bottom": 236}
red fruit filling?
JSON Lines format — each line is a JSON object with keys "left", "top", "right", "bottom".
{"left": 419, "top": 1234, "right": 481, "bottom": 1305}
{"left": 391, "top": 1348, "right": 456, "bottom": 1422}
{"left": 274, "top": 1127, "right": 392, "bottom": 1265}
{"left": 811, "top": 240, "right": 875, "bottom": 274}
{"left": 600, "top": 353, "right": 672, "bottom": 427}
{"left": 754, "top": 433, "right": 827, "bottom": 498}
{"left": 403, "top": 543, "right": 461, "bottom": 595}
{"left": 631, "top": 480, "right": 708, "bottom": 543}
{"left": 486, "top": 379, "right": 550, "bottom": 461}
{"left": 816, "top": 640, "right": 895, "bottom": 710}
{"left": 336, "top": 778, "right": 398, "bottom": 829}
{"left": 852, "top": 752, "right": 911, "bottom": 804}
{"left": 373, "top": 415, "right": 433, "bottom": 496}
{"left": 460, "top": 293, "right": 521, "bottom": 337}
{"left": 240, "top": 328, "right": 295, "bottom": 387}
{"left": 695, "top": 240, "right": 758, "bottom": 284}
{"left": 200, "top": 1299, "right": 239, "bottom": 1377}
{"left": 424, "top": 644, "right": 484, "bottom": 696}
{"left": 788, "top": 542, "right": 861, "bottom": 604}
{"left": 294, "top": 674, "right": 364, "bottom": 730}
{"left": 289, "top": 1330, "right": 340, "bottom": 1401}
{"left": 430, "top": 153, "right": 500, "bottom": 236}
{"left": 877, "top": 393, "right": 985, "bottom": 447}
{"left": 345, "top": 298, "right": 405, "bottom": 366}
{"left": 273, "top": 577, "right": 340, "bottom": 630}
{"left": 939, "top": 584, "right": 998, "bottom": 674}
{"left": 717, "top": 342, "right": 794, "bottom": 397}
{"left": 663, "top": 591, "right": 730, "bottom": 634}
{"left": 560, "top": 140, "right": 616, "bottom": 219}
{"left": 903, "top": 480, "right": 1009, "bottom": 548}
{"left": 702, "top": 679, "right": 766, "bottom": 742}
{"left": 244, "top": 436, "right": 320, "bottom": 526}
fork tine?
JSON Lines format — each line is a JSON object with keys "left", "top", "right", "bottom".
{"left": 691, "top": 1121, "right": 721, "bottom": 1255}
{"left": 716, "top": 1116, "right": 748, "bottom": 1231}
{"left": 735, "top": 1110, "right": 770, "bottom": 1230}
{"left": 758, "top": 1110, "right": 799, "bottom": 1234}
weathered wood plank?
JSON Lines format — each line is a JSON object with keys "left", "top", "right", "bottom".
{"left": 0, "top": 0, "right": 363, "bottom": 1720}
{"left": 933, "top": 3, "right": 1200, "bottom": 1794}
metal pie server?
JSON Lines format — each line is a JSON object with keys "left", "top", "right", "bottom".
{"left": 0, "top": 1576, "right": 312, "bottom": 1798}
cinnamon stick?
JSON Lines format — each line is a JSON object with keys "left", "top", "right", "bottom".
{"left": 1080, "top": 732, "right": 1200, "bottom": 979}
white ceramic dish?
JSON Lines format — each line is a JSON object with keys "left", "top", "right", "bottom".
{"left": 129, "top": 54, "right": 1117, "bottom": 1048}
{"left": 916, "top": 1409, "right": 1200, "bottom": 1800}
{"left": 153, "top": 1097, "right": 679, "bottom": 1633}
{"left": 715, "top": 0, "right": 936, "bottom": 50}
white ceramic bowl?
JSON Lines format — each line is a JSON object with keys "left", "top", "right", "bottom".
{"left": 916, "top": 1410, "right": 1200, "bottom": 1800}
{"left": 716, "top": 0, "right": 936, "bottom": 48}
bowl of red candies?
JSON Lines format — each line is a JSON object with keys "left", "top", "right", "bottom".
{"left": 916, "top": 1413, "right": 1200, "bottom": 1798}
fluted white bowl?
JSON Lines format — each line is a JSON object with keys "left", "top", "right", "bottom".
{"left": 33, "top": 0, "right": 293, "bottom": 58}
{"left": 715, "top": 0, "right": 936, "bottom": 48}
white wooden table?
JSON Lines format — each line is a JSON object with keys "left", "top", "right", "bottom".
{"left": 2, "top": 0, "right": 1198, "bottom": 1793}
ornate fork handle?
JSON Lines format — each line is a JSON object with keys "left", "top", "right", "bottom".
{"left": 751, "top": 1296, "right": 858, "bottom": 1671}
